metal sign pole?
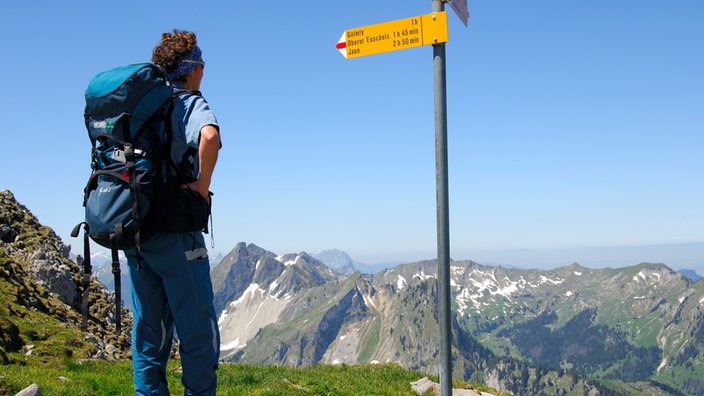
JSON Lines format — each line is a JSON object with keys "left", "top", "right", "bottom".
{"left": 336, "top": 4, "right": 459, "bottom": 393}
{"left": 432, "top": 0, "right": 452, "bottom": 395}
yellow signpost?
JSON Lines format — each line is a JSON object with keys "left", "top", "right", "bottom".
{"left": 336, "top": 11, "right": 448, "bottom": 59}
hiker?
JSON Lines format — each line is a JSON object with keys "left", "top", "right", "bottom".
{"left": 125, "top": 30, "right": 221, "bottom": 396}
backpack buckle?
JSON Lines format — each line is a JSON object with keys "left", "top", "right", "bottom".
{"left": 111, "top": 148, "right": 126, "bottom": 163}
{"left": 123, "top": 144, "right": 135, "bottom": 161}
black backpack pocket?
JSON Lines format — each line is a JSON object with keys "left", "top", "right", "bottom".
{"left": 160, "top": 183, "right": 211, "bottom": 233}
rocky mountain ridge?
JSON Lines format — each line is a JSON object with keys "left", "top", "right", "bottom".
{"left": 214, "top": 242, "right": 704, "bottom": 395}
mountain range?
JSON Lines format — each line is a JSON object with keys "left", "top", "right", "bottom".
{"left": 2, "top": 189, "right": 704, "bottom": 395}
{"left": 212, "top": 242, "right": 704, "bottom": 395}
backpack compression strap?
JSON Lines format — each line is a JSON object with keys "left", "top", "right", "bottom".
{"left": 110, "top": 230, "right": 122, "bottom": 335}
{"left": 123, "top": 143, "right": 143, "bottom": 257}
{"left": 72, "top": 214, "right": 124, "bottom": 336}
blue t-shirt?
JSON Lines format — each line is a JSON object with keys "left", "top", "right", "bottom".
{"left": 168, "top": 86, "right": 220, "bottom": 181}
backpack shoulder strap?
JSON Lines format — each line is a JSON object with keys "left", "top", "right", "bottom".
{"left": 162, "top": 89, "right": 203, "bottom": 181}
{"left": 174, "top": 89, "right": 201, "bottom": 97}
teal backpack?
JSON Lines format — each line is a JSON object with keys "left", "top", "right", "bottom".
{"left": 72, "top": 63, "right": 178, "bottom": 334}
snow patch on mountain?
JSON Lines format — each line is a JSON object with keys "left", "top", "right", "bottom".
{"left": 539, "top": 275, "right": 564, "bottom": 285}
{"left": 634, "top": 270, "right": 663, "bottom": 285}
{"left": 362, "top": 292, "right": 377, "bottom": 310}
{"left": 453, "top": 268, "right": 567, "bottom": 316}
{"left": 397, "top": 275, "right": 407, "bottom": 290}
{"left": 413, "top": 271, "right": 435, "bottom": 282}
{"left": 218, "top": 278, "right": 292, "bottom": 355}
{"left": 277, "top": 255, "right": 298, "bottom": 267}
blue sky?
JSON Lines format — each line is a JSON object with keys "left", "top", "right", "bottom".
{"left": 2, "top": 1, "right": 702, "bottom": 272}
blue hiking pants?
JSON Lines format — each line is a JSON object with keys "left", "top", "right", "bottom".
{"left": 126, "top": 231, "right": 220, "bottom": 396}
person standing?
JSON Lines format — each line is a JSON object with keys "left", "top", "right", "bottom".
{"left": 125, "top": 29, "right": 221, "bottom": 396}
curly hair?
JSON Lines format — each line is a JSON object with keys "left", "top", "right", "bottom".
{"left": 152, "top": 30, "right": 198, "bottom": 81}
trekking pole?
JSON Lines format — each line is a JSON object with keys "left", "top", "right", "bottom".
{"left": 81, "top": 228, "right": 92, "bottom": 332}
{"left": 110, "top": 233, "right": 122, "bottom": 335}
{"left": 71, "top": 222, "right": 92, "bottom": 332}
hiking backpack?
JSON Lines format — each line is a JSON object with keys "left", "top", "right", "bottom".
{"left": 72, "top": 63, "right": 185, "bottom": 334}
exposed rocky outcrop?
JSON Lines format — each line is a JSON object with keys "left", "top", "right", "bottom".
{"left": 26, "top": 247, "right": 77, "bottom": 306}
{"left": 0, "top": 189, "right": 131, "bottom": 363}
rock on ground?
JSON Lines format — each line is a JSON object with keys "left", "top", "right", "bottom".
{"left": 410, "top": 377, "right": 495, "bottom": 396}
{"left": 14, "top": 383, "right": 42, "bottom": 396}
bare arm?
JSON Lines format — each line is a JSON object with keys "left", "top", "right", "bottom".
{"left": 187, "top": 124, "right": 220, "bottom": 201}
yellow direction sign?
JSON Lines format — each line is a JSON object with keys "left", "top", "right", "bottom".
{"left": 336, "top": 11, "right": 448, "bottom": 59}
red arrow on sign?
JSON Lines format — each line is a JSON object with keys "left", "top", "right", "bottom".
{"left": 336, "top": 33, "right": 347, "bottom": 59}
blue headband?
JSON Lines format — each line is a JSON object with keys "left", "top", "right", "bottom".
{"left": 168, "top": 46, "right": 202, "bottom": 81}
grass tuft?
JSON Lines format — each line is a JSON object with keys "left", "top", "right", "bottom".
{"left": 0, "top": 360, "right": 458, "bottom": 395}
